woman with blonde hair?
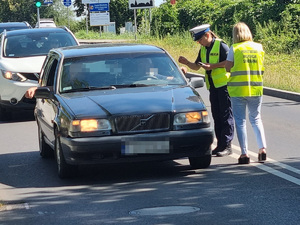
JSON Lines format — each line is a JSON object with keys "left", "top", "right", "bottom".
{"left": 225, "top": 22, "right": 267, "bottom": 164}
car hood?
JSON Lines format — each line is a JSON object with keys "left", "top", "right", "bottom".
{"left": 59, "top": 86, "right": 206, "bottom": 119}
{"left": 0, "top": 56, "right": 46, "bottom": 73}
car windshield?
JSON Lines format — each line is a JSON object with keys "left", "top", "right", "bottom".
{"left": 59, "top": 52, "right": 186, "bottom": 93}
{"left": 3, "top": 31, "right": 77, "bottom": 58}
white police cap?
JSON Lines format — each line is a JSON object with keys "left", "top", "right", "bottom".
{"left": 189, "top": 24, "right": 210, "bottom": 41}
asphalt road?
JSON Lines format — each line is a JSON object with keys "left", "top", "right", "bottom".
{"left": 0, "top": 87, "right": 300, "bottom": 225}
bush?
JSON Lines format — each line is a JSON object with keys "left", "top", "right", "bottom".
{"left": 150, "top": 0, "right": 299, "bottom": 54}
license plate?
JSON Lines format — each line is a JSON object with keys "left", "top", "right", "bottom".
{"left": 121, "top": 140, "right": 170, "bottom": 155}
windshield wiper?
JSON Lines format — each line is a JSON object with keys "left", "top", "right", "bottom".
{"left": 90, "top": 86, "right": 117, "bottom": 90}
{"left": 62, "top": 86, "right": 116, "bottom": 93}
{"left": 128, "top": 83, "right": 155, "bottom": 87}
{"left": 61, "top": 84, "right": 157, "bottom": 93}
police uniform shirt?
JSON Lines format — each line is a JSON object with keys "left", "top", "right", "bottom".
{"left": 195, "top": 37, "right": 229, "bottom": 89}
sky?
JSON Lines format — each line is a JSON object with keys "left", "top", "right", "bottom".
{"left": 155, "top": 0, "right": 164, "bottom": 7}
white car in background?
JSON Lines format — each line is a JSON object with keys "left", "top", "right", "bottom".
{"left": 0, "top": 27, "right": 79, "bottom": 120}
{"left": 36, "top": 19, "right": 56, "bottom": 28}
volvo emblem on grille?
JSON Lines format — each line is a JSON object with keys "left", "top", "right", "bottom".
{"left": 140, "top": 119, "right": 147, "bottom": 126}
{"left": 140, "top": 115, "right": 154, "bottom": 125}
{"left": 130, "top": 115, "right": 155, "bottom": 131}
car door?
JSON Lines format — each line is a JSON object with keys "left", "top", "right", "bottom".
{"left": 36, "top": 55, "right": 59, "bottom": 146}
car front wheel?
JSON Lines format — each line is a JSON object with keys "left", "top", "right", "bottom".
{"left": 55, "top": 129, "right": 78, "bottom": 178}
{"left": 189, "top": 155, "right": 211, "bottom": 169}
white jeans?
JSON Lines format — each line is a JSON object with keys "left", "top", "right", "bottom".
{"left": 231, "top": 96, "right": 267, "bottom": 155}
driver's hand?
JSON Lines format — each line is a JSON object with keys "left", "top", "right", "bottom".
{"left": 25, "top": 87, "right": 38, "bottom": 99}
{"left": 181, "top": 66, "right": 188, "bottom": 74}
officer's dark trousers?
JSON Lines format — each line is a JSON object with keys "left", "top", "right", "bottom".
{"left": 209, "top": 85, "right": 234, "bottom": 148}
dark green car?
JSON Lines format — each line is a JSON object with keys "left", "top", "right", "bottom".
{"left": 34, "top": 44, "right": 214, "bottom": 178}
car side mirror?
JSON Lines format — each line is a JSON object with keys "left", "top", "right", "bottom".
{"left": 189, "top": 77, "right": 204, "bottom": 88}
{"left": 35, "top": 87, "right": 53, "bottom": 99}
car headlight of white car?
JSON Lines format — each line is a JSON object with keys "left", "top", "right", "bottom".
{"left": 173, "top": 111, "right": 210, "bottom": 130}
{"left": 1, "top": 70, "right": 27, "bottom": 82}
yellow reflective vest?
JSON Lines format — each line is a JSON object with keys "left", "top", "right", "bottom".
{"left": 227, "top": 41, "right": 265, "bottom": 97}
{"left": 200, "top": 39, "right": 230, "bottom": 89}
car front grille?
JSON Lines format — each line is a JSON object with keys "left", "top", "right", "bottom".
{"left": 115, "top": 113, "right": 170, "bottom": 134}
{"left": 22, "top": 73, "right": 39, "bottom": 81}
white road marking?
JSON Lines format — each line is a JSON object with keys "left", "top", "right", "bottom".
{"left": 248, "top": 151, "right": 300, "bottom": 175}
{"left": 228, "top": 144, "right": 300, "bottom": 186}
{"left": 254, "top": 163, "right": 300, "bottom": 185}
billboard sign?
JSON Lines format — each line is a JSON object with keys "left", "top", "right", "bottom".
{"left": 82, "top": 0, "right": 110, "bottom": 4}
{"left": 90, "top": 12, "right": 110, "bottom": 26}
{"left": 129, "top": 0, "right": 155, "bottom": 9}
{"left": 89, "top": 3, "right": 109, "bottom": 12}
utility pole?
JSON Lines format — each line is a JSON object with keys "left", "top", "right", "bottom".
{"left": 86, "top": 4, "right": 89, "bottom": 34}
{"left": 134, "top": 9, "right": 137, "bottom": 40}
{"left": 35, "top": 1, "right": 42, "bottom": 28}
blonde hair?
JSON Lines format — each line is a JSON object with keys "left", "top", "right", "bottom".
{"left": 232, "top": 22, "right": 253, "bottom": 44}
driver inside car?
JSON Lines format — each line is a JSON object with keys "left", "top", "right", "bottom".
{"left": 60, "top": 62, "right": 89, "bottom": 91}
{"left": 25, "top": 62, "right": 89, "bottom": 98}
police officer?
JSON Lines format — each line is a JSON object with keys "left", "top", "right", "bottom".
{"left": 179, "top": 24, "right": 234, "bottom": 157}
{"left": 225, "top": 22, "right": 267, "bottom": 164}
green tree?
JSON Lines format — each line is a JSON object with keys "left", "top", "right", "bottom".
{"left": 151, "top": 0, "right": 180, "bottom": 37}
{"left": 73, "top": 0, "right": 86, "bottom": 17}
{"left": 109, "top": 0, "right": 133, "bottom": 33}
{"left": 0, "top": 0, "right": 36, "bottom": 25}
{"left": 0, "top": 0, "right": 69, "bottom": 27}
{"left": 150, "top": 0, "right": 299, "bottom": 53}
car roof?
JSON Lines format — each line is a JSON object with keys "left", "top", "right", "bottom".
{"left": 3, "top": 27, "right": 70, "bottom": 36}
{"left": 0, "top": 22, "right": 31, "bottom": 28}
{"left": 52, "top": 44, "right": 166, "bottom": 58}
{"left": 36, "top": 19, "right": 56, "bottom": 28}
{"left": 40, "top": 21, "right": 55, "bottom": 23}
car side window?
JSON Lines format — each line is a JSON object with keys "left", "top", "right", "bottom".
{"left": 41, "top": 57, "right": 58, "bottom": 87}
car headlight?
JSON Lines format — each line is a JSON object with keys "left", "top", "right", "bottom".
{"left": 1, "top": 70, "right": 27, "bottom": 82}
{"left": 71, "top": 119, "right": 111, "bottom": 133}
{"left": 174, "top": 111, "right": 210, "bottom": 125}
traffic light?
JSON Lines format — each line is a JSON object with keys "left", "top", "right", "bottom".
{"left": 36, "top": 1, "right": 42, "bottom": 8}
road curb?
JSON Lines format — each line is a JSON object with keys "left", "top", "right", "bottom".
{"left": 263, "top": 87, "right": 300, "bottom": 102}
{"left": 186, "top": 72, "right": 300, "bottom": 102}
{"left": 78, "top": 39, "right": 131, "bottom": 44}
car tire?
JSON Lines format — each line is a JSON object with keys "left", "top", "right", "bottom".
{"left": 189, "top": 155, "right": 211, "bottom": 169}
{"left": 0, "top": 105, "right": 12, "bottom": 121}
{"left": 38, "top": 124, "right": 54, "bottom": 158}
{"left": 55, "top": 129, "right": 78, "bottom": 178}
